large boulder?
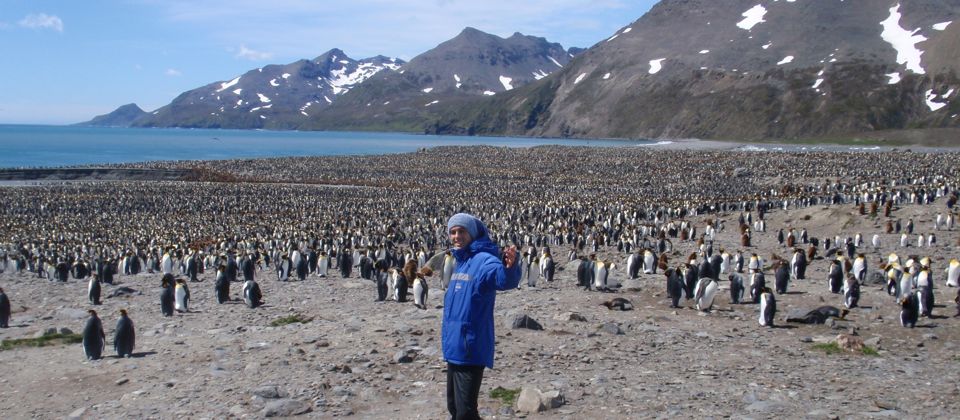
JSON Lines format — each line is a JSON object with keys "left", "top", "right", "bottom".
{"left": 508, "top": 314, "right": 543, "bottom": 331}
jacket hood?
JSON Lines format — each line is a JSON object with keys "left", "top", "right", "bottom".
{"left": 452, "top": 218, "right": 499, "bottom": 262}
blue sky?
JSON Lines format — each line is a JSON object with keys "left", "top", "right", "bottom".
{"left": 0, "top": 0, "right": 659, "bottom": 125}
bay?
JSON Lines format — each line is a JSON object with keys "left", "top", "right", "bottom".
{"left": 0, "top": 125, "right": 649, "bottom": 169}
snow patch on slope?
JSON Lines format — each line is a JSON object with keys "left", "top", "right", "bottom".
{"left": 649, "top": 58, "right": 666, "bottom": 74}
{"left": 880, "top": 4, "right": 927, "bottom": 75}
{"left": 737, "top": 5, "right": 767, "bottom": 31}
{"left": 500, "top": 75, "right": 514, "bottom": 91}
{"left": 216, "top": 76, "right": 241, "bottom": 93}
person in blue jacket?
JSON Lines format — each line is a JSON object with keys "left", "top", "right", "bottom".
{"left": 442, "top": 213, "right": 520, "bottom": 420}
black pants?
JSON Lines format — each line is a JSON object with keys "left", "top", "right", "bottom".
{"left": 447, "top": 362, "right": 484, "bottom": 420}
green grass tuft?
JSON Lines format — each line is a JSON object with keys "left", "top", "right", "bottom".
{"left": 812, "top": 342, "right": 843, "bottom": 355}
{"left": 270, "top": 314, "right": 313, "bottom": 327}
{"left": 812, "top": 342, "right": 879, "bottom": 356}
{"left": 1, "top": 333, "right": 83, "bottom": 351}
{"left": 490, "top": 386, "right": 521, "bottom": 406}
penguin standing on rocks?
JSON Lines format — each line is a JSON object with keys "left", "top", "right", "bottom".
{"left": 88, "top": 276, "right": 101, "bottom": 305}
{"left": 828, "top": 260, "right": 844, "bottom": 294}
{"left": 413, "top": 267, "right": 431, "bottom": 310}
{"left": 750, "top": 271, "right": 766, "bottom": 304}
{"left": 82, "top": 309, "right": 105, "bottom": 360}
{"left": 374, "top": 260, "right": 390, "bottom": 302}
{"left": 946, "top": 259, "right": 959, "bottom": 288}
{"left": 774, "top": 259, "right": 790, "bottom": 295}
{"left": 215, "top": 264, "right": 230, "bottom": 304}
{"left": 916, "top": 267, "right": 934, "bottom": 318}
{"left": 683, "top": 263, "right": 699, "bottom": 300}
{"left": 541, "top": 251, "right": 555, "bottom": 283}
{"left": 694, "top": 276, "right": 718, "bottom": 312}
{"left": 0, "top": 287, "right": 10, "bottom": 328}
{"left": 843, "top": 275, "right": 861, "bottom": 309}
{"left": 759, "top": 287, "right": 777, "bottom": 327}
{"left": 114, "top": 309, "right": 135, "bottom": 358}
{"left": 627, "top": 250, "right": 641, "bottom": 280}
{"left": 174, "top": 278, "right": 190, "bottom": 313}
{"left": 900, "top": 294, "right": 919, "bottom": 328}
{"left": 317, "top": 251, "right": 329, "bottom": 278}
{"left": 791, "top": 248, "right": 807, "bottom": 280}
{"left": 728, "top": 273, "right": 745, "bottom": 304}
{"left": 666, "top": 268, "right": 683, "bottom": 308}
{"left": 242, "top": 278, "right": 263, "bottom": 308}
{"left": 160, "top": 275, "right": 175, "bottom": 317}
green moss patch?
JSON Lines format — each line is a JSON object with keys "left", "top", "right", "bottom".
{"left": 270, "top": 314, "right": 313, "bottom": 327}
{"left": 490, "top": 386, "right": 521, "bottom": 406}
{"left": 1, "top": 333, "right": 83, "bottom": 351}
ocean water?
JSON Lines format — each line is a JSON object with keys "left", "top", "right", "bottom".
{"left": 0, "top": 125, "right": 648, "bottom": 169}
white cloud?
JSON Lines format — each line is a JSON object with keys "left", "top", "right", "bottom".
{"left": 165, "top": 68, "right": 183, "bottom": 76}
{"left": 235, "top": 45, "right": 274, "bottom": 61}
{"left": 19, "top": 13, "right": 64, "bottom": 32}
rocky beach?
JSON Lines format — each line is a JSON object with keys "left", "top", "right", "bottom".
{"left": 1, "top": 145, "right": 959, "bottom": 419}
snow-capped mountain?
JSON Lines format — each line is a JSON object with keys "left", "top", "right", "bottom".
{"left": 427, "top": 0, "right": 960, "bottom": 141}
{"left": 130, "top": 49, "right": 404, "bottom": 129}
{"left": 300, "top": 27, "right": 579, "bottom": 130}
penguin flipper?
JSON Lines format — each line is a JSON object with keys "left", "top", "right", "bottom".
{"left": 425, "top": 252, "right": 446, "bottom": 272}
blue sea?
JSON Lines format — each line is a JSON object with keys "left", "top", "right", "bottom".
{"left": 0, "top": 125, "right": 649, "bottom": 169}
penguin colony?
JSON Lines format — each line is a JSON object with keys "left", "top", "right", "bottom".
{"left": 1, "top": 146, "right": 960, "bottom": 417}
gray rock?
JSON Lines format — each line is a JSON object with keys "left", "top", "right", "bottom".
{"left": 262, "top": 399, "right": 311, "bottom": 417}
{"left": 58, "top": 308, "right": 89, "bottom": 320}
{"left": 862, "top": 410, "right": 901, "bottom": 417}
{"left": 34, "top": 328, "right": 57, "bottom": 338}
{"left": 864, "top": 336, "right": 881, "bottom": 349}
{"left": 393, "top": 350, "right": 413, "bottom": 364}
{"left": 59, "top": 327, "right": 74, "bottom": 335}
{"left": 553, "top": 312, "right": 587, "bottom": 322}
{"left": 251, "top": 385, "right": 288, "bottom": 399}
{"left": 600, "top": 323, "right": 624, "bottom": 335}
{"left": 516, "top": 387, "right": 545, "bottom": 413}
{"left": 67, "top": 407, "right": 86, "bottom": 419}
{"left": 620, "top": 279, "right": 643, "bottom": 291}
{"left": 509, "top": 314, "right": 544, "bottom": 331}
{"left": 541, "top": 389, "right": 565, "bottom": 409}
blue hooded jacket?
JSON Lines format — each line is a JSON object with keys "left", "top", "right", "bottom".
{"left": 442, "top": 216, "right": 521, "bottom": 368}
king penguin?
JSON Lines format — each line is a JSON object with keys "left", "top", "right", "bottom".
{"left": 243, "top": 279, "right": 263, "bottom": 308}
{"left": 642, "top": 249, "right": 655, "bottom": 275}
{"left": 160, "top": 276, "right": 175, "bottom": 317}
{"left": 666, "top": 268, "right": 683, "bottom": 308}
{"left": 541, "top": 252, "right": 555, "bottom": 283}
{"left": 174, "top": 279, "right": 189, "bottom": 313}
{"left": 441, "top": 251, "right": 455, "bottom": 290}
{"left": 900, "top": 294, "right": 919, "bottom": 328}
{"left": 946, "top": 259, "right": 959, "bottom": 288}
{"left": 114, "top": 309, "right": 135, "bottom": 358}
{"left": 215, "top": 264, "right": 230, "bottom": 304}
{"left": 916, "top": 267, "right": 934, "bottom": 317}
{"left": 82, "top": 309, "right": 105, "bottom": 360}
{"left": 694, "top": 276, "right": 718, "bottom": 312}
{"left": 749, "top": 271, "right": 766, "bottom": 304}
{"left": 759, "top": 288, "right": 777, "bottom": 327}
{"left": 88, "top": 276, "right": 101, "bottom": 305}
{"left": 828, "top": 260, "right": 844, "bottom": 294}
{"left": 626, "top": 251, "right": 641, "bottom": 280}
{"left": 774, "top": 260, "right": 790, "bottom": 295}
{"left": 0, "top": 287, "right": 10, "bottom": 328}
{"left": 728, "top": 273, "right": 745, "bottom": 304}
{"left": 843, "top": 275, "right": 860, "bottom": 309}
{"left": 317, "top": 251, "right": 329, "bottom": 278}
{"left": 413, "top": 268, "right": 430, "bottom": 310}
